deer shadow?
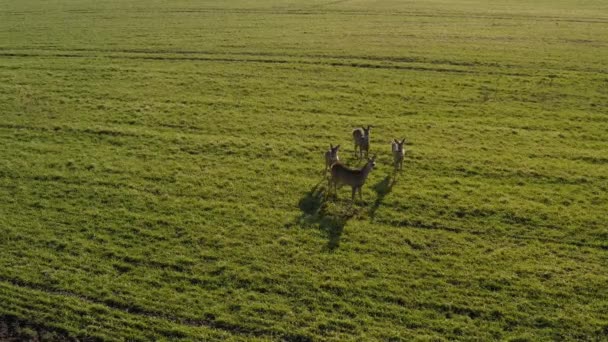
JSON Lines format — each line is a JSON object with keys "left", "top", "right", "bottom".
{"left": 369, "top": 171, "right": 398, "bottom": 220}
{"left": 297, "top": 178, "right": 357, "bottom": 251}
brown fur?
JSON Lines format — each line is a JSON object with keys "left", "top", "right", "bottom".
{"left": 352, "top": 125, "right": 371, "bottom": 159}
{"left": 329, "top": 156, "right": 376, "bottom": 200}
{"left": 392, "top": 138, "right": 406, "bottom": 170}
{"left": 324, "top": 144, "right": 340, "bottom": 172}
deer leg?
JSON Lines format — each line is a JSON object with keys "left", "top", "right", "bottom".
{"left": 351, "top": 186, "right": 356, "bottom": 201}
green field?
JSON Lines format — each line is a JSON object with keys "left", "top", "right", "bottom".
{"left": 1, "top": 0, "right": 608, "bottom": 340}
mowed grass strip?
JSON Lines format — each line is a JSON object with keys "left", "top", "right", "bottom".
{"left": 1, "top": 0, "right": 607, "bottom": 340}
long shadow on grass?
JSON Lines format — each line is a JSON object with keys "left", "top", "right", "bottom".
{"left": 297, "top": 178, "right": 357, "bottom": 251}
{"left": 369, "top": 171, "right": 398, "bottom": 220}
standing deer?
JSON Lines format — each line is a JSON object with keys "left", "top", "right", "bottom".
{"left": 352, "top": 125, "right": 371, "bottom": 159}
{"left": 392, "top": 138, "right": 406, "bottom": 170}
{"left": 329, "top": 155, "right": 377, "bottom": 201}
{"left": 324, "top": 144, "right": 340, "bottom": 172}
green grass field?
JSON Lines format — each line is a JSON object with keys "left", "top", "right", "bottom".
{"left": 1, "top": 0, "right": 608, "bottom": 340}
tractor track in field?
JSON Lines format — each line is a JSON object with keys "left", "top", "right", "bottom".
{"left": 380, "top": 218, "right": 608, "bottom": 251}
{"left": 0, "top": 314, "right": 80, "bottom": 342}
{"left": 0, "top": 51, "right": 539, "bottom": 77}
{"left": 0, "top": 46, "right": 500, "bottom": 67}
{"left": 0, "top": 277, "right": 283, "bottom": 338}
{"left": 0, "top": 52, "right": 480, "bottom": 75}
{"left": 157, "top": 9, "right": 608, "bottom": 24}
{"left": 3, "top": 8, "right": 607, "bottom": 24}
{"left": 2, "top": 47, "right": 607, "bottom": 75}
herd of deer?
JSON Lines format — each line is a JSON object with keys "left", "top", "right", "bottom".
{"left": 324, "top": 125, "right": 407, "bottom": 201}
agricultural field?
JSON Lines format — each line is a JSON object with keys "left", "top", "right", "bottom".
{"left": 1, "top": 0, "right": 608, "bottom": 340}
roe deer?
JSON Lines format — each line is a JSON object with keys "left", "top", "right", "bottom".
{"left": 352, "top": 125, "right": 371, "bottom": 159}
{"left": 392, "top": 138, "right": 406, "bottom": 170}
{"left": 324, "top": 144, "right": 340, "bottom": 172}
{"left": 329, "top": 155, "right": 377, "bottom": 201}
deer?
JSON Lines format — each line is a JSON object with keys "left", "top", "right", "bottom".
{"left": 324, "top": 144, "right": 340, "bottom": 172}
{"left": 329, "top": 155, "right": 377, "bottom": 201}
{"left": 392, "top": 138, "right": 406, "bottom": 170}
{"left": 352, "top": 125, "right": 371, "bottom": 159}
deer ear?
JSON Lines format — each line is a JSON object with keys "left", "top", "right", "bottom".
{"left": 330, "top": 144, "right": 333, "bottom": 149}
{"left": 401, "top": 138, "right": 406, "bottom": 144}
{"left": 336, "top": 145, "right": 340, "bottom": 149}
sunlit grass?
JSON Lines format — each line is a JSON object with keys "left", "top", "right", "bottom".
{"left": 0, "top": 0, "right": 607, "bottom": 340}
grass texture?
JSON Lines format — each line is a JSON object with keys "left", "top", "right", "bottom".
{"left": 1, "top": 0, "right": 607, "bottom": 340}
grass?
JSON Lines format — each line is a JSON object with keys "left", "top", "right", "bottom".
{"left": 1, "top": 0, "right": 607, "bottom": 340}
